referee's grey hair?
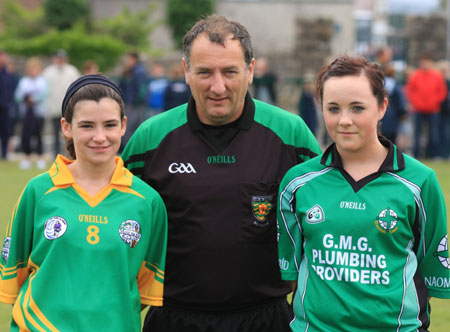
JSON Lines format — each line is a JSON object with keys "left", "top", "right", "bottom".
{"left": 183, "top": 14, "right": 253, "bottom": 70}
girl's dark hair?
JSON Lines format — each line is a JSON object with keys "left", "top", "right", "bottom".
{"left": 63, "top": 84, "right": 125, "bottom": 159}
{"left": 316, "top": 55, "right": 387, "bottom": 106}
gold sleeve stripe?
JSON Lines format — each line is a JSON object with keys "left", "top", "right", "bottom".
{"left": 0, "top": 263, "right": 30, "bottom": 304}
{"left": 0, "top": 264, "right": 17, "bottom": 274}
{"left": 21, "top": 261, "right": 59, "bottom": 332}
{"left": 148, "top": 262, "right": 164, "bottom": 276}
{"left": 11, "top": 292, "right": 27, "bottom": 329}
{"left": 0, "top": 293, "right": 16, "bottom": 304}
{"left": 137, "top": 263, "right": 164, "bottom": 306}
{"left": 0, "top": 260, "right": 26, "bottom": 270}
{"left": 5, "top": 207, "right": 14, "bottom": 237}
{"left": 23, "top": 283, "right": 47, "bottom": 332}
{"left": 6, "top": 187, "right": 25, "bottom": 237}
{"left": 0, "top": 264, "right": 30, "bottom": 306}
{"left": 5, "top": 206, "right": 15, "bottom": 238}
{"left": 0, "top": 266, "right": 29, "bottom": 284}
{"left": 140, "top": 295, "right": 163, "bottom": 307}
{"left": 29, "top": 290, "right": 59, "bottom": 332}
{"left": 0, "top": 280, "right": 20, "bottom": 302}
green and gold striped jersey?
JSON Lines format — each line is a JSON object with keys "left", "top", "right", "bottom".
{"left": 278, "top": 139, "right": 450, "bottom": 332}
{"left": 0, "top": 155, "right": 167, "bottom": 332}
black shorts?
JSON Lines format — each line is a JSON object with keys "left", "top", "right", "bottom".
{"left": 143, "top": 298, "right": 293, "bottom": 332}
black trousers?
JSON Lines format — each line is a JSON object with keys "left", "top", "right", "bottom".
{"left": 143, "top": 298, "right": 293, "bottom": 332}
{"left": 51, "top": 116, "right": 62, "bottom": 156}
{"left": 0, "top": 107, "right": 11, "bottom": 159}
{"left": 21, "top": 107, "right": 43, "bottom": 156}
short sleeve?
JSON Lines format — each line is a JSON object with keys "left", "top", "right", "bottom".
{"left": 417, "top": 172, "right": 450, "bottom": 299}
{"left": 0, "top": 184, "right": 35, "bottom": 304}
{"left": 137, "top": 192, "right": 168, "bottom": 306}
{"left": 277, "top": 169, "right": 304, "bottom": 281}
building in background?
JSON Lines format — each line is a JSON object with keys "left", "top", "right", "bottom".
{"left": 2, "top": 0, "right": 448, "bottom": 109}
{"left": 354, "top": 0, "right": 443, "bottom": 66}
{"left": 87, "top": 0, "right": 354, "bottom": 77}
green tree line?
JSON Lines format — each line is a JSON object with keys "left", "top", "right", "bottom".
{"left": 0, "top": 0, "right": 215, "bottom": 71}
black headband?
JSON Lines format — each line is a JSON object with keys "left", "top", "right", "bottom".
{"left": 61, "top": 74, "right": 124, "bottom": 116}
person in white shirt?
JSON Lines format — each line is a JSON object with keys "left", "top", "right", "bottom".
{"left": 15, "top": 57, "right": 48, "bottom": 169}
{"left": 42, "top": 49, "right": 80, "bottom": 156}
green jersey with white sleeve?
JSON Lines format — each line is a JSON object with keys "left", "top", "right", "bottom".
{"left": 278, "top": 139, "right": 450, "bottom": 332}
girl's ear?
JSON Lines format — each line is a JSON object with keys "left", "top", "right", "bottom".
{"left": 120, "top": 116, "right": 127, "bottom": 137}
{"left": 378, "top": 97, "right": 388, "bottom": 121}
{"left": 61, "top": 117, "right": 72, "bottom": 138}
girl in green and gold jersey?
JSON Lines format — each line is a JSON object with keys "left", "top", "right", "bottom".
{"left": 0, "top": 75, "right": 168, "bottom": 332}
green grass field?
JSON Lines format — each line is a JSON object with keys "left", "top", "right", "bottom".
{"left": 0, "top": 159, "right": 449, "bottom": 331}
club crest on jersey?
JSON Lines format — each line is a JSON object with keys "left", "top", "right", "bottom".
{"left": 1, "top": 237, "right": 11, "bottom": 264}
{"left": 434, "top": 235, "right": 450, "bottom": 269}
{"left": 119, "top": 220, "right": 142, "bottom": 248}
{"left": 375, "top": 208, "right": 399, "bottom": 234}
{"left": 306, "top": 205, "right": 325, "bottom": 224}
{"left": 44, "top": 216, "right": 68, "bottom": 240}
{"left": 252, "top": 195, "right": 273, "bottom": 225}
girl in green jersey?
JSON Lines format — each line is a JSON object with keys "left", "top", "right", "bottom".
{"left": 0, "top": 75, "right": 168, "bottom": 331}
{"left": 278, "top": 55, "right": 450, "bottom": 331}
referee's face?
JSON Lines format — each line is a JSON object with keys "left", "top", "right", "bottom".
{"left": 183, "top": 33, "right": 255, "bottom": 126}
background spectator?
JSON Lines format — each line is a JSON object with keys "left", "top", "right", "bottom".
{"left": 164, "top": 62, "right": 190, "bottom": 111}
{"left": 376, "top": 45, "right": 393, "bottom": 73}
{"left": 381, "top": 66, "right": 408, "bottom": 145}
{"left": 436, "top": 60, "right": 450, "bottom": 159}
{"left": 82, "top": 60, "right": 99, "bottom": 75}
{"left": 0, "top": 50, "right": 16, "bottom": 160}
{"left": 42, "top": 49, "right": 81, "bottom": 157}
{"left": 252, "top": 57, "right": 278, "bottom": 105}
{"left": 147, "top": 63, "right": 168, "bottom": 115}
{"left": 405, "top": 53, "right": 447, "bottom": 159}
{"left": 119, "top": 52, "right": 148, "bottom": 148}
{"left": 298, "top": 73, "right": 318, "bottom": 136}
{"left": 15, "top": 57, "right": 48, "bottom": 169}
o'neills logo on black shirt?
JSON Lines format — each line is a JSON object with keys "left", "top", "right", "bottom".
{"left": 206, "top": 155, "right": 236, "bottom": 164}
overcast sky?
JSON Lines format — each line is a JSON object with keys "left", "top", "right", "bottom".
{"left": 389, "top": 0, "right": 440, "bottom": 13}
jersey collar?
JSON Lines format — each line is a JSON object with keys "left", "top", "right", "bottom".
{"left": 187, "top": 92, "right": 255, "bottom": 132}
{"left": 49, "top": 154, "right": 133, "bottom": 188}
{"left": 320, "top": 136, "right": 405, "bottom": 173}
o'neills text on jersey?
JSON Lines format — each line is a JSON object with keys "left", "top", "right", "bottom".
{"left": 340, "top": 201, "right": 366, "bottom": 210}
{"left": 78, "top": 214, "right": 109, "bottom": 224}
{"left": 207, "top": 155, "right": 236, "bottom": 164}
